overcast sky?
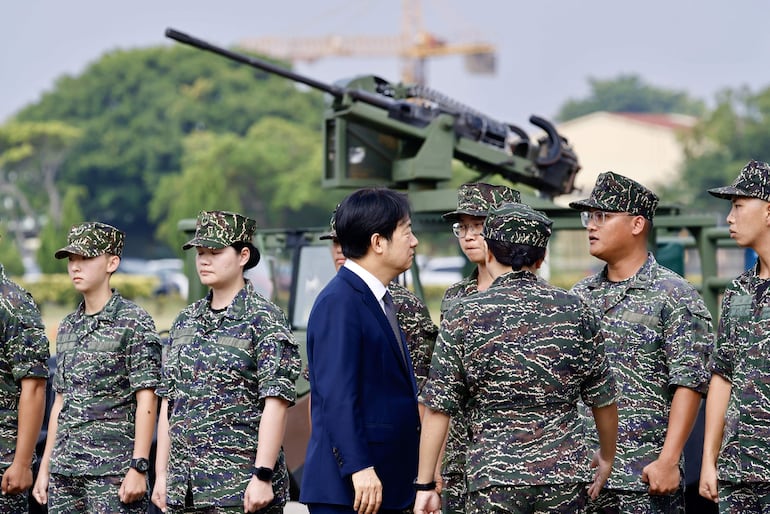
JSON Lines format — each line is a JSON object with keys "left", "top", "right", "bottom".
{"left": 2, "top": 0, "right": 770, "bottom": 129}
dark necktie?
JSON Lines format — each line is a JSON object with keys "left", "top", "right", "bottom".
{"left": 383, "top": 290, "right": 407, "bottom": 366}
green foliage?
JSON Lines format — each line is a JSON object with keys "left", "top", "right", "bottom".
{"left": 16, "top": 45, "right": 326, "bottom": 255}
{"left": 556, "top": 74, "right": 706, "bottom": 121}
{"left": 36, "top": 185, "right": 87, "bottom": 273}
{"left": 20, "top": 273, "right": 158, "bottom": 306}
{"left": 0, "top": 226, "right": 25, "bottom": 277}
{"left": 149, "top": 119, "right": 343, "bottom": 254}
{"left": 662, "top": 86, "right": 770, "bottom": 216}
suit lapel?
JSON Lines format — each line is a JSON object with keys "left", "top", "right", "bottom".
{"left": 339, "top": 268, "right": 413, "bottom": 378}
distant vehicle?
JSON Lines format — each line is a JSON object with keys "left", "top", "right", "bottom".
{"left": 418, "top": 256, "right": 466, "bottom": 286}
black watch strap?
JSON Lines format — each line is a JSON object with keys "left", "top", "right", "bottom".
{"left": 129, "top": 457, "right": 150, "bottom": 474}
{"left": 251, "top": 466, "right": 274, "bottom": 482}
{"left": 413, "top": 480, "right": 436, "bottom": 491}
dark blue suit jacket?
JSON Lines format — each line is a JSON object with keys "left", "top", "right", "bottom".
{"left": 300, "top": 266, "right": 420, "bottom": 509}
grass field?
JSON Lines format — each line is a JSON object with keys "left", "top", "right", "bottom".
{"left": 39, "top": 295, "right": 189, "bottom": 352}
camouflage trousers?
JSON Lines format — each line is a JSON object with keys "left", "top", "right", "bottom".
{"left": 466, "top": 483, "right": 587, "bottom": 514}
{"left": 168, "top": 505, "right": 283, "bottom": 513}
{"left": 441, "top": 472, "right": 466, "bottom": 513}
{"left": 586, "top": 488, "right": 684, "bottom": 514}
{"left": 0, "top": 488, "right": 28, "bottom": 514}
{"left": 718, "top": 481, "right": 770, "bottom": 514}
{"left": 48, "top": 473, "right": 148, "bottom": 513}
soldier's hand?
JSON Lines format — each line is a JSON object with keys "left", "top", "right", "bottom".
{"left": 413, "top": 489, "right": 441, "bottom": 514}
{"left": 32, "top": 467, "right": 49, "bottom": 505}
{"left": 351, "top": 466, "right": 382, "bottom": 514}
{"left": 2, "top": 461, "right": 32, "bottom": 495}
{"left": 587, "top": 449, "right": 612, "bottom": 500}
{"left": 119, "top": 468, "right": 147, "bottom": 504}
{"left": 698, "top": 461, "right": 719, "bottom": 503}
{"left": 151, "top": 471, "right": 168, "bottom": 512}
{"left": 641, "top": 457, "right": 680, "bottom": 495}
{"left": 243, "top": 476, "right": 274, "bottom": 513}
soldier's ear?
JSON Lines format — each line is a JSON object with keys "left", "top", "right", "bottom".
{"left": 106, "top": 254, "right": 120, "bottom": 273}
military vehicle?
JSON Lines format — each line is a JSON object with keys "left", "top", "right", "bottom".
{"left": 167, "top": 28, "right": 731, "bottom": 510}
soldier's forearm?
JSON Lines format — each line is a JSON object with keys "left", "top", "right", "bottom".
{"left": 14, "top": 377, "right": 47, "bottom": 466}
{"left": 658, "top": 386, "right": 702, "bottom": 465}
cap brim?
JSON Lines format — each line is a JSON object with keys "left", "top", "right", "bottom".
{"left": 182, "top": 237, "right": 228, "bottom": 250}
{"left": 568, "top": 198, "right": 624, "bottom": 212}
{"left": 54, "top": 245, "right": 97, "bottom": 259}
{"left": 441, "top": 209, "right": 489, "bottom": 221}
{"left": 707, "top": 185, "right": 747, "bottom": 199}
{"left": 319, "top": 232, "right": 335, "bottom": 241}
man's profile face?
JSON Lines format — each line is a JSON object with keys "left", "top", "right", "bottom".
{"left": 382, "top": 217, "right": 418, "bottom": 274}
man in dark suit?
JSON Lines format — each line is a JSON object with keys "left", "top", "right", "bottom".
{"left": 301, "top": 188, "right": 421, "bottom": 514}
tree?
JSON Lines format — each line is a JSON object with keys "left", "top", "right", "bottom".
{"left": 37, "top": 185, "right": 87, "bottom": 274}
{"left": 661, "top": 86, "right": 770, "bottom": 215}
{"left": 149, "top": 118, "right": 344, "bottom": 253}
{"left": 0, "top": 121, "right": 82, "bottom": 271}
{"left": 16, "top": 45, "right": 326, "bottom": 256}
{"left": 556, "top": 74, "right": 706, "bottom": 121}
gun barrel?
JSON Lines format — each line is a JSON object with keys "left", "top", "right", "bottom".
{"left": 165, "top": 28, "right": 345, "bottom": 97}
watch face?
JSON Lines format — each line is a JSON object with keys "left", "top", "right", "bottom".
{"left": 132, "top": 458, "right": 150, "bottom": 473}
{"left": 255, "top": 467, "right": 273, "bottom": 481}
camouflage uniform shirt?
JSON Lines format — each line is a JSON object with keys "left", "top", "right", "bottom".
{"left": 710, "top": 263, "right": 770, "bottom": 483}
{"left": 51, "top": 289, "right": 161, "bottom": 476}
{"left": 390, "top": 282, "right": 437, "bottom": 390}
{"left": 421, "top": 270, "right": 617, "bottom": 491}
{"left": 0, "top": 264, "right": 49, "bottom": 469}
{"left": 438, "top": 269, "right": 479, "bottom": 479}
{"left": 571, "top": 253, "right": 713, "bottom": 491}
{"left": 158, "top": 280, "right": 300, "bottom": 508}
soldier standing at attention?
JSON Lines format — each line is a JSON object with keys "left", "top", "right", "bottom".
{"left": 569, "top": 172, "right": 714, "bottom": 513}
{"left": 151, "top": 210, "right": 300, "bottom": 514}
{"left": 0, "top": 257, "right": 49, "bottom": 514}
{"left": 415, "top": 203, "right": 618, "bottom": 514}
{"left": 437, "top": 182, "right": 519, "bottom": 513}
{"left": 33, "top": 222, "right": 162, "bottom": 513}
{"left": 699, "top": 160, "right": 770, "bottom": 512}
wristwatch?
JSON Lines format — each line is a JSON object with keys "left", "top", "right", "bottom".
{"left": 129, "top": 457, "right": 150, "bottom": 474}
{"left": 251, "top": 466, "right": 274, "bottom": 482}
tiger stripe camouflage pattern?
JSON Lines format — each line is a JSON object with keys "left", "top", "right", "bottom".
{"left": 183, "top": 210, "right": 257, "bottom": 250}
{"left": 51, "top": 290, "right": 162, "bottom": 477}
{"left": 709, "top": 264, "right": 770, "bottom": 483}
{"left": 0, "top": 264, "right": 49, "bottom": 514}
{"left": 571, "top": 254, "right": 713, "bottom": 492}
{"left": 569, "top": 171, "right": 659, "bottom": 220}
{"left": 158, "top": 280, "right": 300, "bottom": 510}
{"left": 390, "top": 282, "right": 437, "bottom": 390}
{"left": 54, "top": 222, "right": 125, "bottom": 259}
{"left": 421, "top": 270, "right": 617, "bottom": 495}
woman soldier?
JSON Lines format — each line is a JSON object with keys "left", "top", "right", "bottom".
{"left": 152, "top": 210, "right": 300, "bottom": 513}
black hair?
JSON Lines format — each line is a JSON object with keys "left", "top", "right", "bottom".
{"left": 486, "top": 239, "right": 545, "bottom": 270}
{"left": 335, "top": 188, "right": 411, "bottom": 259}
{"left": 232, "top": 241, "right": 261, "bottom": 270}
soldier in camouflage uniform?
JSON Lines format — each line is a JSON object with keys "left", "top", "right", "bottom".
{"left": 415, "top": 202, "right": 619, "bottom": 514}
{"left": 0, "top": 261, "right": 49, "bottom": 514}
{"left": 438, "top": 182, "right": 519, "bottom": 513}
{"left": 151, "top": 210, "right": 300, "bottom": 514}
{"left": 33, "top": 222, "right": 162, "bottom": 513}
{"left": 700, "top": 160, "right": 770, "bottom": 513}
{"left": 319, "top": 212, "right": 438, "bottom": 391}
{"left": 569, "top": 172, "right": 714, "bottom": 514}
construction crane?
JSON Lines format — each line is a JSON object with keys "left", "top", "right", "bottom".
{"left": 236, "top": 0, "right": 496, "bottom": 86}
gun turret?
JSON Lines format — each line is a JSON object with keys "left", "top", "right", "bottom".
{"left": 166, "top": 28, "right": 580, "bottom": 199}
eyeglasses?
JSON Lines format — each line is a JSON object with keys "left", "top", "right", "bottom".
{"left": 452, "top": 222, "right": 484, "bottom": 238}
{"left": 580, "top": 211, "right": 634, "bottom": 227}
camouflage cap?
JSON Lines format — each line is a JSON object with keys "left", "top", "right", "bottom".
{"left": 442, "top": 182, "right": 521, "bottom": 220}
{"left": 182, "top": 210, "right": 256, "bottom": 250}
{"left": 319, "top": 210, "right": 337, "bottom": 241}
{"left": 483, "top": 202, "right": 553, "bottom": 248}
{"left": 569, "top": 171, "right": 659, "bottom": 220}
{"left": 54, "top": 222, "right": 125, "bottom": 259}
{"left": 708, "top": 160, "right": 770, "bottom": 202}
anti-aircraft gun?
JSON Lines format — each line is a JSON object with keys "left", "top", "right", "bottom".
{"left": 165, "top": 28, "right": 581, "bottom": 206}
